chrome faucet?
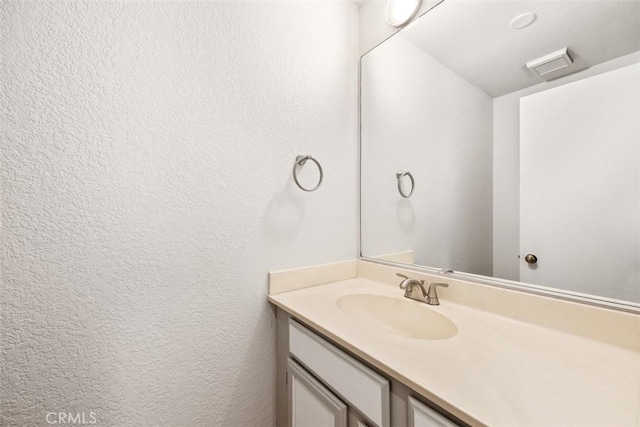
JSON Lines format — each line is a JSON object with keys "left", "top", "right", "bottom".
{"left": 396, "top": 274, "right": 449, "bottom": 305}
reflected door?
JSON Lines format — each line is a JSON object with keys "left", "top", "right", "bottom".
{"left": 519, "top": 64, "right": 640, "bottom": 301}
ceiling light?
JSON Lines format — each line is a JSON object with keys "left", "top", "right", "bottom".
{"left": 386, "top": 0, "right": 423, "bottom": 28}
{"left": 509, "top": 12, "right": 537, "bottom": 30}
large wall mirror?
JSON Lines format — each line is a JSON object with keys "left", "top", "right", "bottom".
{"left": 360, "top": 0, "right": 640, "bottom": 310}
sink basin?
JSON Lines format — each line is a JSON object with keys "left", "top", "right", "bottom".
{"left": 336, "top": 294, "right": 457, "bottom": 340}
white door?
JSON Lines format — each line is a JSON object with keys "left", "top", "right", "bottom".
{"left": 288, "top": 359, "right": 348, "bottom": 427}
{"left": 519, "top": 63, "right": 640, "bottom": 301}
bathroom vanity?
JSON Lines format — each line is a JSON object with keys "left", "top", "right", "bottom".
{"left": 268, "top": 260, "right": 640, "bottom": 427}
{"left": 277, "top": 313, "right": 461, "bottom": 427}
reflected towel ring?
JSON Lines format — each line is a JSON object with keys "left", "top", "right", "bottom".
{"left": 293, "top": 155, "right": 323, "bottom": 192}
{"left": 396, "top": 170, "right": 415, "bottom": 198}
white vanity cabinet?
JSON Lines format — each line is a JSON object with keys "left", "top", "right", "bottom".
{"left": 276, "top": 309, "right": 465, "bottom": 427}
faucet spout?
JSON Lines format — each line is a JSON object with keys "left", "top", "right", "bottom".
{"left": 396, "top": 273, "right": 427, "bottom": 302}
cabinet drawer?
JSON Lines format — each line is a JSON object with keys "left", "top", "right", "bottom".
{"left": 288, "top": 319, "right": 390, "bottom": 427}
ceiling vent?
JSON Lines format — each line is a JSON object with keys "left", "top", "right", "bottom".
{"left": 526, "top": 48, "right": 576, "bottom": 81}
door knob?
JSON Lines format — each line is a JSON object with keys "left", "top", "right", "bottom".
{"left": 524, "top": 254, "right": 538, "bottom": 264}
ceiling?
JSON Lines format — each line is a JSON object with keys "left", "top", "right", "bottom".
{"left": 401, "top": 0, "right": 640, "bottom": 97}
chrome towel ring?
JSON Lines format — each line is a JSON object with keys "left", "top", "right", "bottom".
{"left": 293, "top": 155, "right": 323, "bottom": 192}
{"left": 396, "top": 170, "right": 415, "bottom": 198}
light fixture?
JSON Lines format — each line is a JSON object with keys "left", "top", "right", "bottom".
{"left": 385, "top": 0, "right": 423, "bottom": 28}
{"left": 509, "top": 12, "right": 537, "bottom": 30}
{"left": 526, "top": 48, "right": 574, "bottom": 80}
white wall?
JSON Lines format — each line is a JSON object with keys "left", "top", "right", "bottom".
{"left": 492, "top": 52, "right": 640, "bottom": 282}
{"left": 0, "top": 2, "right": 359, "bottom": 426}
{"left": 360, "top": 35, "right": 493, "bottom": 275}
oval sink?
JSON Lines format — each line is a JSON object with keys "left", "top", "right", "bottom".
{"left": 336, "top": 294, "right": 457, "bottom": 340}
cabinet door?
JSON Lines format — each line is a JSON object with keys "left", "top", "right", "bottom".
{"left": 407, "top": 396, "right": 459, "bottom": 427}
{"left": 288, "top": 359, "right": 348, "bottom": 427}
{"left": 348, "top": 410, "right": 370, "bottom": 427}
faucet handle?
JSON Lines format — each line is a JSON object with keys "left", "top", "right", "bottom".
{"left": 426, "top": 282, "right": 449, "bottom": 305}
{"left": 396, "top": 273, "right": 425, "bottom": 290}
{"left": 396, "top": 273, "right": 408, "bottom": 289}
{"left": 428, "top": 282, "right": 449, "bottom": 294}
{"left": 429, "top": 282, "right": 449, "bottom": 290}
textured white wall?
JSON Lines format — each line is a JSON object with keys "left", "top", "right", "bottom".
{"left": 360, "top": 35, "right": 493, "bottom": 275}
{"left": 0, "top": 1, "right": 358, "bottom": 426}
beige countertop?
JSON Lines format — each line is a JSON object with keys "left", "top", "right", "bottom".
{"left": 269, "top": 274, "right": 640, "bottom": 427}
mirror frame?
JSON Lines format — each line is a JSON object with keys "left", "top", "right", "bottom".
{"left": 357, "top": 2, "right": 640, "bottom": 315}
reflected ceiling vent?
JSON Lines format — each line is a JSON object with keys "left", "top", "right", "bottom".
{"left": 526, "top": 48, "right": 576, "bottom": 81}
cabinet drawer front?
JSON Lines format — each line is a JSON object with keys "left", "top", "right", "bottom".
{"left": 288, "top": 319, "right": 390, "bottom": 427}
